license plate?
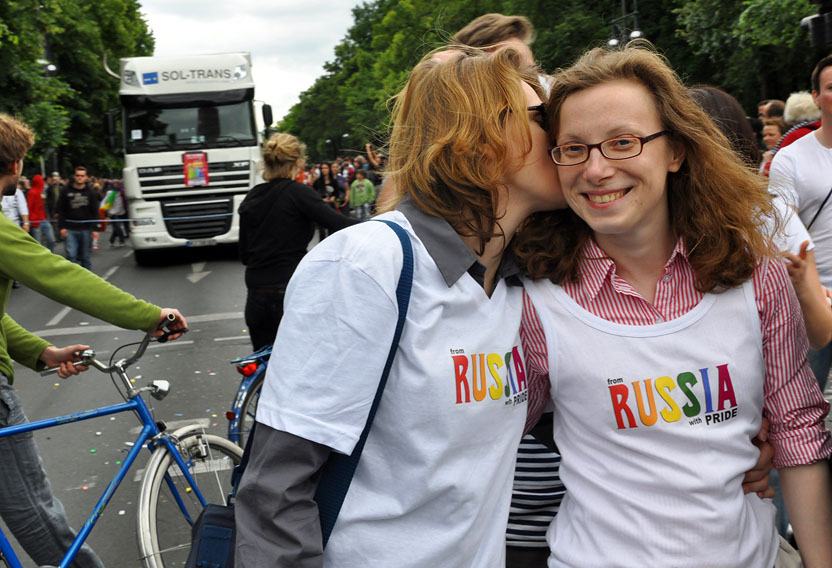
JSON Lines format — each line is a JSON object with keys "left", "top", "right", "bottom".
{"left": 186, "top": 238, "right": 217, "bottom": 247}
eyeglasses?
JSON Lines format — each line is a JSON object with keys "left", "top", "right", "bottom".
{"left": 550, "top": 130, "right": 669, "bottom": 166}
{"left": 527, "top": 104, "right": 548, "bottom": 132}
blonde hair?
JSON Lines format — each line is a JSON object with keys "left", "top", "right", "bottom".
{"left": 783, "top": 91, "right": 821, "bottom": 126}
{"left": 514, "top": 43, "right": 775, "bottom": 292}
{"left": 262, "top": 132, "right": 306, "bottom": 181}
{"left": 0, "top": 114, "right": 34, "bottom": 176}
{"left": 382, "top": 47, "right": 542, "bottom": 254}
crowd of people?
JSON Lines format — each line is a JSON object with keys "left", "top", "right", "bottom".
{"left": 1, "top": 9, "right": 831, "bottom": 568}
{"left": 1, "top": 168, "right": 129, "bottom": 272}
{"left": 294, "top": 151, "right": 385, "bottom": 222}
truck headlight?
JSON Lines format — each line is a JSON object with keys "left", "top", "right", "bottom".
{"left": 132, "top": 218, "right": 155, "bottom": 227}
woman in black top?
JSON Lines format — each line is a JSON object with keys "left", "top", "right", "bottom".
{"left": 239, "top": 133, "right": 357, "bottom": 350}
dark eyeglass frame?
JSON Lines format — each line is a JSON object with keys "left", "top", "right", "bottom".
{"left": 550, "top": 130, "right": 669, "bottom": 166}
{"left": 527, "top": 103, "right": 548, "bottom": 132}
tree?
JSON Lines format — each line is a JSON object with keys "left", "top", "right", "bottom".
{"left": 675, "top": 0, "right": 820, "bottom": 108}
{"left": 279, "top": 0, "right": 825, "bottom": 162}
{"left": 0, "top": 0, "right": 153, "bottom": 176}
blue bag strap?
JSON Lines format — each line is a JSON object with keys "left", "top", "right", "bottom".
{"left": 314, "top": 219, "right": 414, "bottom": 547}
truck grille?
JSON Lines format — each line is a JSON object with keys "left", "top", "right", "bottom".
{"left": 161, "top": 198, "right": 232, "bottom": 239}
{"left": 136, "top": 160, "right": 251, "bottom": 195}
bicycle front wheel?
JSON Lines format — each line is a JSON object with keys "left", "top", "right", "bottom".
{"left": 136, "top": 430, "right": 243, "bottom": 568}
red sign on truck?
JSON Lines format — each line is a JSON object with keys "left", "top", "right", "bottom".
{"left": 183, "top": 152, "right": 209, "bottom": 187}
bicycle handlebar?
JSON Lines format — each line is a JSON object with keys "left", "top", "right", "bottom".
{"left": 39, "top": 318, "right": 189, "bottom": 377}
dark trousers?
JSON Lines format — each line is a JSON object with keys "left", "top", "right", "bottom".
{"left": 506, "top": 545, "right": 550, "bottom": 568}
{"left": 109, "top": 214, "right": 129, "bottom": 244}
{"left": 245, "top": 287, "right": 287, "bottom": 351}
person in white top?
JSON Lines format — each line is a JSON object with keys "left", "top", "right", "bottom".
{"left": 769, "top": 54, "right": 832, "bottom": 392}
{"left": 688, "top": 85, "right": 832, "bottom": 356}
{"left": 234, "top": 47, "right": 565, "bottom": 567}
{"left": 514, "top": 45, "right": 831, "bottom": 567}
{"left": 1, "top": 184, "right": 28, "bottom": 232}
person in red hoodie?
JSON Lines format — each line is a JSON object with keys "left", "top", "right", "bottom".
{"left": 26, "top": 174, "right": 55, "bottom": 252}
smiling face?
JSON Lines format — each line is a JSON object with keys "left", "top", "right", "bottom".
{"left": 555, "top": 79, "right": 684, "bottom": 248}
{"left": 498, "top": 80, "right": 564, "bottom": 215}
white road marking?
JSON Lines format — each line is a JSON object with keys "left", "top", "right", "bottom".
{"left": 102, "top": 266, "right": 120, "bottom": 281}
{"left": 32, "top": 312, "right": 244, "bottom": 338}
{"left": 147, "top": 340, "right": 194, "bottom": 349}
{"left": 46, "top": 266, "right": 120, "bottom": 326}
{"left": 187, "top": 261, "right": 211, "bottom": 283}
{"left": 46, "top": 307, "right": 72, "bottom": 327}
{"left": 213, "top": 336, "right": 249, "bottom": 342}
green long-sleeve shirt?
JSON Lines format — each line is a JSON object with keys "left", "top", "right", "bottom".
{"left": 0, "top": 213, "right": 161, "bottom": 382}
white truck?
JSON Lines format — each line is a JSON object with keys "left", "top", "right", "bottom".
{"left": 116, "top": 52, "right": 272, "bottom": 264}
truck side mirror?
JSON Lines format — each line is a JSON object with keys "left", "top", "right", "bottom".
{"left": 262, "top": 104, "right": 273, "bottom": 129}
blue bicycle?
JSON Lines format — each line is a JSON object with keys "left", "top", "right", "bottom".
{"left": 226, "top": 345, "right": 271, "bottom": 448}
{"left": 0, "top": 332, "right": 242, "bottom": 568}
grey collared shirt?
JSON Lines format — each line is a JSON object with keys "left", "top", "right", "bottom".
{"left": 396, "top": 197, "right": 523, "bottom": 289}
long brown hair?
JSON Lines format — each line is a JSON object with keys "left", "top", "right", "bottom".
{"left": 514, "top": 44, "right": 775, "bottom": 292}
{"left": 381, "top": 47, "right": 542, "bottom": 254}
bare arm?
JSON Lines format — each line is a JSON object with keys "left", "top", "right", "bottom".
{"left": 784, "top": 244, "right": 832, "bottom": 349}
{"left": 780, "top": 461, "right": 832, "bottom": 568}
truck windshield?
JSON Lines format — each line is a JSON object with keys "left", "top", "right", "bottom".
{"left": 125, "top": 100, "right": 256, "bottom": 153}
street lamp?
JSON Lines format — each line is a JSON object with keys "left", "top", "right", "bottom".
{"left": 607, "top": 0, "right": 646, "bottom": 48}
{"left": 36, "top": 58, "right": 56, "bottom": 73}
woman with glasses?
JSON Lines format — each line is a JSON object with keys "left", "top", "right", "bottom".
{"left": 514, "top": 45, "right": 831, "bottom": 567}
{"left": 235, "top": 48, "right": 565, "bottom": 567}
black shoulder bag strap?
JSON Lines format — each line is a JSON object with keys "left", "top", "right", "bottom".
{"left": 806, "top": 185, "right": 832, "bottom": 232}
{"left": 313, "top": 219, "right": 414, "bottom": 547}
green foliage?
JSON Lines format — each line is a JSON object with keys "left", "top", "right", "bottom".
{"left": 282, "top": 0, "right": 829, "bottom": 163}
{"left": 0, "top": 0, "right": 153, "bottom": 176}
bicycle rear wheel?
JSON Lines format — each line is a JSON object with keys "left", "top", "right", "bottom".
{"left": 136, "top": 430, "right": 242, "bottom": 568}
{"left": 236, "top": 373, "right": 264, "bottom": 448}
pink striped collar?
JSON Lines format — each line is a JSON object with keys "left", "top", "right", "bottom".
{"left": 576, "top": 236, "right": 690, "bottom": 303}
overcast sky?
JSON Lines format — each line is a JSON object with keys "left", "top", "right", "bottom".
{"left": 139, "top": 0, "right": 362, "bottom": 122}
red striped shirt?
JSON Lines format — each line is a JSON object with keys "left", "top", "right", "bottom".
{"left": 522, "top": 238, "right": 831, "bottom": 468}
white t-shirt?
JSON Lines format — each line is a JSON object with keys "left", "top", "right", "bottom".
{"left": 1, "top": 189, "right": 28, "bottom": 225}
{"left": 257, "top": 210, "right": 530, "bottom": 567}
{"left": 523, "top": 278, "right": 777, "bottom": 568}
{"left": 769, "top": 132, "right": 832, "bottom": 286}
{"left": 770, "top": 193, "right": 814, "bottom": 255}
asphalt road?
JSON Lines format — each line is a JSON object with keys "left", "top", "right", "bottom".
{"left": 2, "top": 241, "right": 257, "bottom": 567}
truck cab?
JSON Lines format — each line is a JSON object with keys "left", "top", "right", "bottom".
{"left": 118, "top": 52, "right": 270, "bottom": 264}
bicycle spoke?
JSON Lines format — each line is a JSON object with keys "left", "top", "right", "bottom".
{"left": 137, "top": 433, "right": 241, "bottom": 567}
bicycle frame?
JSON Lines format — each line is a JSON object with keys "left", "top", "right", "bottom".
{"left": 227, "top": 345, "right": 271, "bottom": 445}
{"left": 0, "top": 341, "right": 208, "bottom": 568}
